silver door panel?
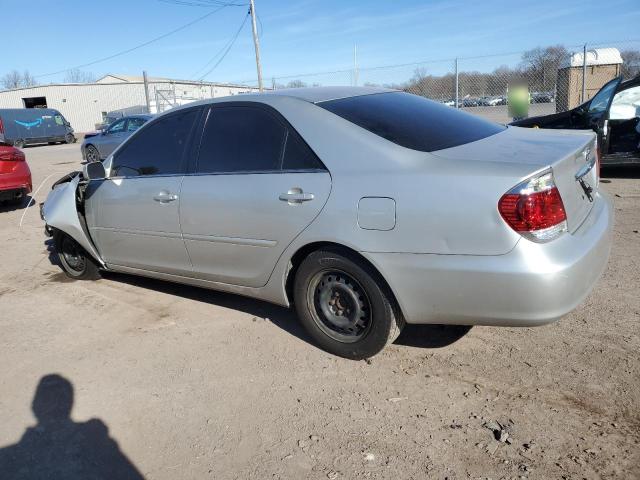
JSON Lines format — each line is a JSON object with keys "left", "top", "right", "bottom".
{"left": 180, "top": 172, "right": 331, "bottom": 287}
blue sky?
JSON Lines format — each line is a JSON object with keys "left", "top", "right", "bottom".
{"left": 2, "top": 0, "right": 638, "bottom": 86}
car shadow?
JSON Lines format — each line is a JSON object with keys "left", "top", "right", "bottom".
{"left": 395, "top": 324, "right": 471, "bottom": 348}
{"left": 44, "top": 240, "right": 472, "bottom": 354}
{"left": 105, "top": 270, "right": 471, "bottom": 353}
{"left": 0, "top": 195, "right": 33, "bottom": 213}
{"left": 601, "top": 164, "right": 640, "bottom": 179}
{"left": 0, "top": 374, "right": 145, "bottom": 479}
{"left": 100, "top": 270, "right": 315, "bottom": 346}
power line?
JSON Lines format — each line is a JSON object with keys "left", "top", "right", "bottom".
{"left": 195, "top": 11, "right": 250, "bottom": 80}
{"left": 35, "top": 5, "right": 235, "bottom": 78}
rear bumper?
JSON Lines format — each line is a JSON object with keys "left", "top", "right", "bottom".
{"left": 0, "top": 187, "right": 27, "bottom": 202}
{"left": 0, "top": 167, "right": 32, "bottom": 195}
{"left": 363, "top": 192, "right": 613, "bottom": 326}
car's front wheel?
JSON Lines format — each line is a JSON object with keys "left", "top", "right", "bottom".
{"left": 54, "top": 232, "right": 101, "bottom": 280}
{"left": 85, "top": 145, "right": 100, "bottom": 163}
{"left": 294, "top": 249, "right": 404, "bottom": 359}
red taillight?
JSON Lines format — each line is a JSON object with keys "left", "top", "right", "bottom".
{"left": 498, "top": 170, "right": 567, "bottom": 243}
{"left": 0, "top": 147, "right": 25, "bottom": 162}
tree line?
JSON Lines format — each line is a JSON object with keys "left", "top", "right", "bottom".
{"left": 274, "top": 46, "right": 640, "bottom": 99}
{"left": 399, "top": 46, "right": 640, "bottom": 99}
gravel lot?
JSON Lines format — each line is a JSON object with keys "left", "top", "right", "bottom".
{"left": 0, "top": 143, "right": 638, "bottom": 479}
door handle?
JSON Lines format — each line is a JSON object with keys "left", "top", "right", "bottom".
{"left": 279, "top": 188, "right": 314, "bottom": 205}
{"left": 153, "top": 192, "right": 178, "bottom": 203}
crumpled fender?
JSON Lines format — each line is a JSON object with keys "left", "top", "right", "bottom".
{"left": 42, "top": 174, "right": 105, "bottom": 267}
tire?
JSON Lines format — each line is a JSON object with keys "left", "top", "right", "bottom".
{"left": 64, "top": 133, "right": 76, "bottom": 144}
{"left": 85, "top": 145, "right": 100, "bottom": 163}
{"left": 293, "top": 249, "right": 404, "bottom": 360}
{"left": 13, "top": 139, "right": 25, "bottom": 149}
{"left": 54, "top": 232, "right": 101, "bottom": 280}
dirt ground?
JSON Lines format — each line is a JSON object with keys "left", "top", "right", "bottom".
{"left": 0, "top": 143, "right": 638, "bottom": 480}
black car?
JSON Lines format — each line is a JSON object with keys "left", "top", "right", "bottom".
{"left": 512, "top": 75, "right": 640, "bottom": 165}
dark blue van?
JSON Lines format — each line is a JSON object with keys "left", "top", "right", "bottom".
{"left": 0, "top": 108, "right": 75, "bottom": 148}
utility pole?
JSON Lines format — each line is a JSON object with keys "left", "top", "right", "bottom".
{"left": 249, "top": 0, "right": 263, "bottom": 92}
{"left": 143, "top": 70, "right": 151, "bottom": 113}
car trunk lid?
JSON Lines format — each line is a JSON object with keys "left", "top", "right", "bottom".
{"left": 431, "top": 126, "right": 598, "bottom": 233}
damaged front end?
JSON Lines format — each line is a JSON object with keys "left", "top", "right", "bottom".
{"left": 41, "top": 172, "right": 104, "bottom": 267}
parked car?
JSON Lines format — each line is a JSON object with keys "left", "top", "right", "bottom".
{"left": 81, "top": 114, "right": 152, "bottom": 162}
{"left": 532, "top": 92, "right": 554, "bottom": 103}
{"left": 512, "top": 75, "right": 640, "bottom": 165}
{"left": 0, "top": 108, "right": 75, "bottom": 148}
{"left": 42, "top": 87, "right": 612, "bottom": 359}
{"left": 0, "top": 144, "right": 32, "bottom": 204}
{"left": 462, "top": 97, "right": 479, "bottom": 107}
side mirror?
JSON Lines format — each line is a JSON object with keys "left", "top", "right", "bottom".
{"left": 85, "top": 161, "right": 106, "bottom": 180}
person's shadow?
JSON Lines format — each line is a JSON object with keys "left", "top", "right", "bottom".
{"left": 0, "top": 374, "right": 144, "bottom": 479}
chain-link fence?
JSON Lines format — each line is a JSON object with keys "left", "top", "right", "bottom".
{"left": 1, "top": 39, "right": 637, "bottom": 131}
{"left": 238, "top": 39, "right": 640, "bottom": 124}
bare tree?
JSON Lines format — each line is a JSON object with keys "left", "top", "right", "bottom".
{"left": 1, "top": 70, "right": 24, "bottom": 89}
{"left": 22, "top": 70, "right": 37, "bottom": 87}
{"left": 620, "top": 49, "right": 640, "bottom": 79}
{"left": 63, "top": 69, "right": 96, "bottom": 83}
{"left": 1, "top": 69, "right": 38, "bottom": 90}
{"left": 286, "top": 79, "right": 307, "bottom": 88}
{"left": 520, "top": 45, "right": 567, "bottom": 91}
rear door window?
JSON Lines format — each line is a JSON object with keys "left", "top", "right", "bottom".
{"left": 281, "top": 129, "right": 325, "bottom": 170}
{"left": 196, "top": 106, "right": 286, "bottom": 173}
{"left": 318, "top": 91, "right": 505, "bottom": 152}
{"left": 111, "top": 109, "right": 198, "bottom": 177}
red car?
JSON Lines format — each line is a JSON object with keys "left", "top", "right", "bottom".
{"left": 0, "top": 144, "right": 32, "bottom": 205}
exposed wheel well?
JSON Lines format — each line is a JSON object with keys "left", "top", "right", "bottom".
{"left": 285, "top": 242, "right": 402, "bottom": 318}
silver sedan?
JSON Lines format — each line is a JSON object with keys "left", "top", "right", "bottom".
{"left": 43, "top": 87, "right": 613, "bottom": 359}
{"left": 81, "top": 114, "right": 152, "bottom": 162}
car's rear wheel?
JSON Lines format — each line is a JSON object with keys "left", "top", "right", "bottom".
{"left": 85, "top": 145, "right": 100, "bottom": 163}
{"left": 54, "top": 232, "right": 101, "bottom": 280}
{"left": 13, "top": 139, "right": 25, "bottom": 149}
{"left": 294, "top": 249, "right": 404, "bottom": 359}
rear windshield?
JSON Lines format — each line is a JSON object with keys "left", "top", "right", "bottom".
{"left": 318, "top": 92, "right": 505, "bottom": 152}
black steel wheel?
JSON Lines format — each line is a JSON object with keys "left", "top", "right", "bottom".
{"left": 64, "top": 133, "right": 76, "bottom": 144}
{"left": 294, "top": 248, "right": 404, "bottom": 359}
{"left": 54, "top": 232, "right": 100, "bottom": 280}
{"left": 308, "top": 269, "right": 372, "bottom": 343}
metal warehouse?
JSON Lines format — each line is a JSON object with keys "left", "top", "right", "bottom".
{"left": 0, "top": 74, "right": 259, "bottom": 132}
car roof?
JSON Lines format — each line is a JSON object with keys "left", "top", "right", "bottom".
{"left": 156, "top": 86, "right": 396, "bottom": 118}
{"left": 261, "top": 86, "right": 395, "bottom": 104}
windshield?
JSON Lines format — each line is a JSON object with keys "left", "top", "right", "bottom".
{"left": 318, "top": 92, "right": 505, "bottom": 152}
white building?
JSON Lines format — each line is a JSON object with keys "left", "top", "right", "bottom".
{"left": 0, "top": 74, "right": 260, "bottom": 132}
